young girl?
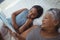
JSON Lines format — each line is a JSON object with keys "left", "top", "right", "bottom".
{"left": 11, "top": 5, "right": 43, "bottom": 34}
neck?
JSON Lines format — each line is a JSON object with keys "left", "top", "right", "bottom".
{"left": 41, "top": 28, "right": 59, "bottom": 36}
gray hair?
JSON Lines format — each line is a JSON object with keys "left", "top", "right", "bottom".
{"left": 47, "top": 8, "right": 60, "bottom": 31}
{"left": 47, "top": 8, "right": 60, "bottom": 21}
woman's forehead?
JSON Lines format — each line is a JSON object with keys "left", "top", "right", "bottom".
{"left": 44, "top": 12, "right": 54, "bottom": 18}
{"left": 45, "top": 11, "right": 54, "bottom": 16}
{"left": 45, "top": 11, "right": 53, "bottom": 14}
{"left": 45, "top": 12, "right": 51, "bottom": 16}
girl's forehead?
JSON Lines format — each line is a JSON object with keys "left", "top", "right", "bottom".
{"left": 31, "top": 8, "right": 37, "bottom": 10}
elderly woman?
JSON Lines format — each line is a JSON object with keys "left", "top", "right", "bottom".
{"left": 26, "top": 8, "right": 60, "bottom": 40}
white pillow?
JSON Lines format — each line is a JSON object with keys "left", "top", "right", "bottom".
{"left": 33, "top": 17, "right": 42, "bottom": 26}
{"left": 0, "top": 19, "right": 3, "bottom": 31}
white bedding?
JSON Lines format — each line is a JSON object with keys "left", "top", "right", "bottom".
{"left": 0, "top": 19, "right": 3, "bottom": 31}
{"left": 0, "top": 19, "right": 15, "bottom": 40}
{"left": 0, "top": 12, "right": 16, "bottom": 32}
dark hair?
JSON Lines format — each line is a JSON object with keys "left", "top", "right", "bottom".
{"left": 31, "top": 5, "right": 43, "bottom": 19}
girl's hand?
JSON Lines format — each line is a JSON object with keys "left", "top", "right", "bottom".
{"left": 12, "top": 32, "right": 25, "bottom": 40}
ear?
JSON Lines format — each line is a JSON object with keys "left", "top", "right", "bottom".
{"left": 54, "top": 20, "right": 59, "bottom": 26}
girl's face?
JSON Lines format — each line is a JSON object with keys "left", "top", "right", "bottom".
{"left": 28, "top": 8, "right": 38, "bottom": 19}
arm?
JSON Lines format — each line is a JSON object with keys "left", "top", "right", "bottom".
{"left": 11, "top": 8, "right": 27, "bottom": 30}
{"left": 12, "top": 32, "right": 25, "bottom": 40}
{"left": 20, "top": 25, "right": 38, "bottom": 39}
{"left": 26, "top": 29, "right": 35, "bottom": 40}
{"left": 18, "top": 18, "right": 33, "bottom": 34}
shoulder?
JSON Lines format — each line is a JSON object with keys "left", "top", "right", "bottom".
{"left": 26, "top": 26, "right": 40, "bottom": 40}
{"left": 27, "top": 25, "right": 41, "bottom": 35}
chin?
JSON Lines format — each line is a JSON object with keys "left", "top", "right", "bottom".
{"left": 31, "top": 17, "right": 34, "bottom": 19}
{"left": 41, "top": 25, "right": 47, "bottom": 31}
{"left": 41, "top": 26, "right": 48, "bottom": 31}
{"left": 41, "top": 25, "right": 46, "bottom": 28}
{"left": 41, "top": 28, "right": 47, "bottom": 31}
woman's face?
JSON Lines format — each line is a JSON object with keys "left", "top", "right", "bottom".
{"left": 28, "top": 8, "right": 38, "bottom": 19}
{"left": 41, "top": 12, "right": 58, "bottom": 30}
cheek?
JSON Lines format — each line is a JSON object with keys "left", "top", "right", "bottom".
{"left": 44, "top": 19, "right": 52, "bottom": 26}
{"left": 47, "top": 20, "right": 52, "bottom": 25}
{"left": 44, "top": 19, "right": 50, "bottom": 24}
{"left": 47, "top": 20, "right": 54, "bottom": 27}
{"left": 31, "top": 14, "right": 37, "bottom": 18}
{"left": 31, "top": 15, "right": 35, "bottom": 18}
{"left": 50, "top": 21, "right": 54, "bottom": 26}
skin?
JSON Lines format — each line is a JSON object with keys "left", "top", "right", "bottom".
{"left": 40, "top": 12, "right": 59, "bottom": 38}
{"left": 12, "top": 8, "right": 38, "bottom": 34}
{"left": 12, "top": 25, "right": 38, "bottom": 40}
{"left": 20, "top": 25, "right": 38, "bottom": 39}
